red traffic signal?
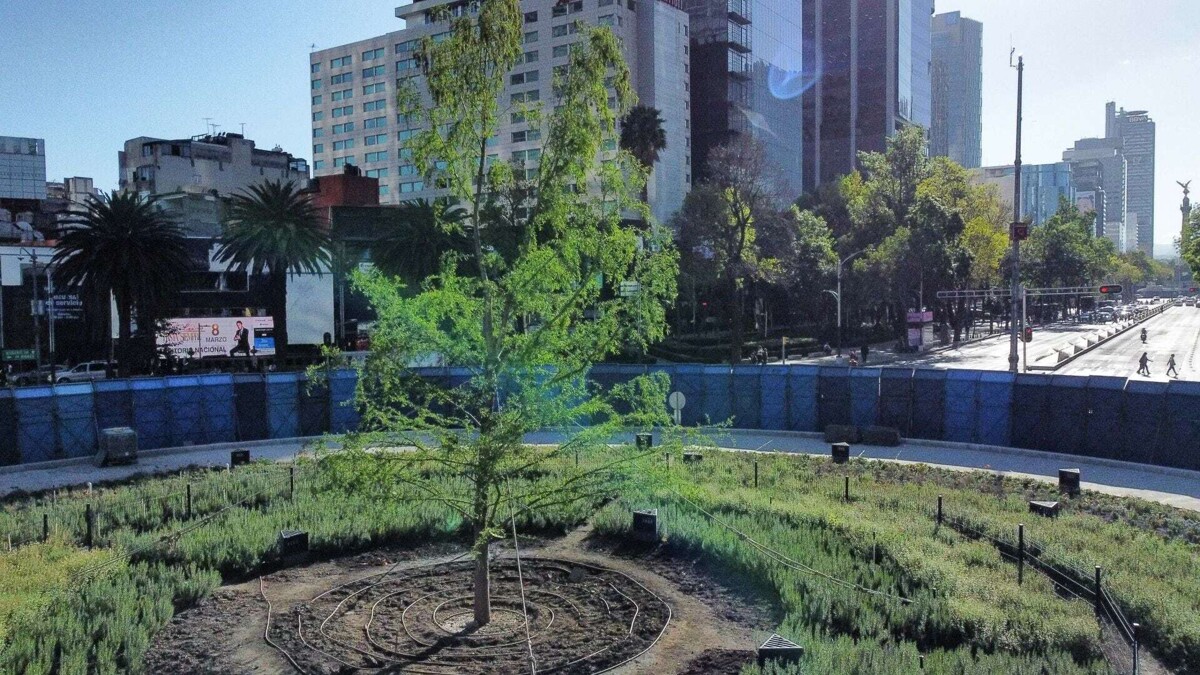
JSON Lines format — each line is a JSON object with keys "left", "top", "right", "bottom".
{"left": 1190, "top": 287, "right": 1198, "bottom": 293}
{"left": 1097, "top": 285, "right": 1122, "bottom": 295}
{"left": 1023, "top": 326, "right": 1033, "bottom": 342}
{"left": 1011, "top": 222, "right": 1029, "bottom": 241}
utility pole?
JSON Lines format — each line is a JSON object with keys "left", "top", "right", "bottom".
{"left": 24, "top": 249, "right": 44, "bottom": 372}
{"left": 1008, "top": 52, "right": 1025, "bottom": 374}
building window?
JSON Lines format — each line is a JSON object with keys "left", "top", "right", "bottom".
{"left": 511, "top": 112, "right": 526, "bottom": 123}
{"left": 313, "top": 160, "right": 326, "bottom": 170}
{"left": 362, "top": 65, "right": 386, "bottom": 78}
{"left": 333, "top": 156, "right": 355, "bottom": 167}
{"left": 362, "top": 47, "right": 385, "bottom": 61}
{"left": 312, "top": 94, "right": 322, "bottom": 105}
{"left": 511, "top": 129, "right": 541, "bottom": 143}
{"left": 552, "top": 22, "right": 580, "bottom": 37}
{"left": 313, "top": 143, "right": 324, "bottom": 154}
{"left": 332, "top": 122, "right": 355, "bottom": 134}
{"left": 397, "top": 58, "right": 419, "bottom": 73}
{"left": 398, "top": 164, "right": 418, "bottom": 177}
{"left": 332, "top": 88, "right": 353, "bottom": 101}
{"left": 330, "top": 56, "right": 352, "bottom": 68}
{"left": 510, "top": 70, "right": 539, "bottom": 85}
{"left": 313, "top": 128, "right": 325, "bottom": 137}
{"left": 524, "top": 10, "right": 538, "bottom": 22}
{"left": 399, "top": 180, "right": 425, "bottom": 193}
{"left": 599, "top": 0, "right": 613, "bottom": 6}
{"left": 397, "top": 129, "right": 416, "bottom": 142}
{"left": 397, "top": 112, "right": 420, "bottom": 127}
{"left": 511, "top": 89, "right": 540, "bottom": 104}
{"left": 365, "top": 168, "right": 389, "bottom": 178}
{"left": 524, "top": 30, "right": 538, "bottom": 43}
{"left": 398, "top": 148, "right": 414, "bottom": 160}
{"left": 312, "top": 111, "right": 324, "bottom": 121}
{"left": 363, "top": 99, "right": 387, "bottom": 112}
{"left": 379, "top": 185, "right": 390, "bottom": 196}
{"left": 331, "top": 105, "right": 352, "bottom": 117}
{"left": 364, "top": 116, "right": 387, "bottom": 129}
{"left": 599, "top": 14, "right": 614, "bottom": 26}
{"left": 311, "top": 79, "right": 321, "bottom": 90}
{"left": 553, "top": 44, "right": 570, "bottom": 58}
{"left": 512, "top": 148, "right": 542, "bottom": 162}
{"left": 333, "top": 139, "right": 355, "bottom": 151}
{"left": 517, "top": 50, "right": 539, "bottom": 65}
{"left": 396, "top": 39, "right": 417, "bottom": 53}
{"left": 311, "top": 62, "right": 321, "bottom": 73}
{"left": 365, "top": 151, "right": 388, "bottom": 163}
{"left": 331, "top": 72, "right": 353, "bottom": 85}
{"left": 363, "top": 82, "right": 386, "bottom": 95}
{"left": 365, "top": 133, "right": 388, "bottom": 146}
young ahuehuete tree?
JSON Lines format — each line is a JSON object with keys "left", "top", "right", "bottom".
{"left": 325, "top": 0, "right": 679, "bottom": 628}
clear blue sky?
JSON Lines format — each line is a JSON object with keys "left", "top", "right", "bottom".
{"left": 2, "top": 0, "right": 1196, "bottom": 255}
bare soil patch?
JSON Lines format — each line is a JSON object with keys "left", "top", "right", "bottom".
{"left": 144, "top": 530, "right": 773, "bottom": 674}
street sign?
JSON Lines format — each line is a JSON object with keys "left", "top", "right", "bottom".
{"left": 1011, "top": 222, "right": 1029, "bottom": 241}
{"left": 668, "top": 391, "right": 686, "bottom": 425}
{"left": 50, "top": 293, "right": 83, "bottom": 320}
{"left": 618, "top": 280, "right": 641, "bottom": 297}
{"left": 2, "top": 349, "right": 36, "bottom": 361}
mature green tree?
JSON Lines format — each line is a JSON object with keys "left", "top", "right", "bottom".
{"left": 371, "top": 198, "right": 470, "bottom": 283}
{"left": 333, "top": 0, "right": 678, "bottom": 627}
{"left": 675, "top": 137, "right": 781, "bottom": 363}
{"left": 216, "top": 180, "right": 331, "bottom": 362}
{"left": 758, "top": 207, "right": 837, "bottom": 323}
{"left": 619, "top": 105, "right": 667, "bottom": 171}
{"left": 52, "top": 192, "right": 191, "bottom": 372}
{"left": 1181, "top": 209, "right": 1200, "bottom": 279}
{"left": 1023, "top": 200, "right": 1116, "bottom": 288}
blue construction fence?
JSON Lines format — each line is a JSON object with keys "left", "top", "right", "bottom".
{"left": 1, "top": 366, "right": 1197, "bottom": 471}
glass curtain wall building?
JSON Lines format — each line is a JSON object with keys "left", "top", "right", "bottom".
{"left": 929, "top": 10, "right": 981, "bottom": 168}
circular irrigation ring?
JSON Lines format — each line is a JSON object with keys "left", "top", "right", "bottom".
{"left": 262, "top": 555, "right": 671, "bottom": 674}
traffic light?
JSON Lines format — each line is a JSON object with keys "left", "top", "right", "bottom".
{"left": 1098, "top": 285, "right": 1123, "bottom": 295}
{"left": 1023, "top": 326, "right": 1033, "bottom": 343}
{"left": 1011, "top": 222, "right": 1029, "bottom": 241}
{"left": 1191, "top": 287, "right": 1198, "bottom": 293}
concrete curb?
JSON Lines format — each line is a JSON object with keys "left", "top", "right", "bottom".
{"left": 0, "top": 436, "right": 328, "bottom": 476}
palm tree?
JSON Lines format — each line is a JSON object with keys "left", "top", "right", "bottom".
{"left": 52, "top": 192, "right": 191, "bottom": 372}
{"left": 619, "top": 104, "right": 668, "bottom": 177}
{"left": 216, "top": 180, "right": 330, "bottom": 363}
{"left": 371, "top": 198, "right": 470, "bottom": 283}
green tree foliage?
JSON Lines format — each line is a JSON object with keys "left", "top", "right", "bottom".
{"left": 1022, "top": 201, "right": 1117, "bottom": 288}
{"left": 1181, "top": 209, "right": 1200, "bottom": 279}
{"left": 216, "top": 180, "right": 331, "bottom": 362}
{"left": 618, "top": 104, "right": 667, "bottom": 171}
{"left": 52, "top": 191, "right": 191, "bottom": 372}
{"left": 674, "top": 137, "right": 784, "bottom": 362}
{"left": 370, "top": 197, "right": 470, "bottom": 283}
{"left": 346, "top": 0, "right": 679, "bottom": 626}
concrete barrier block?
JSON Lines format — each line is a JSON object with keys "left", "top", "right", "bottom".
{"left": 861, "top": 425, "right": 902, "bottom": 446}
{"left": 823, "top": 425, "right": 859, "bottom": 443}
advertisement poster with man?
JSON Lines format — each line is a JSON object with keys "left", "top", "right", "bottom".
{"left": 158, "top": 317, "right": 275, "bottom": 359}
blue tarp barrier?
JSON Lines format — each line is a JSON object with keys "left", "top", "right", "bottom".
{"left": 1044, "top": 375, "right": 1088, "bottom": 455}
{"left": 329, "top": 369, "right": 360, "bottom": 433}
{"left": 878, "top": 368, "right": 914, "bottom": 435}
{"left": 731, "top": 367, "right": 761, "bottom": 428}
{"left": 166, "top": 376, "right": 204, "bottom": 447}
{"left": 265, "top": 373, "right": 301, "bottom": 439}
{"left": 1082, "top": 377, "right": 1126, "bottom": 460}
{"left": 672, "top": 365, "right": 706, "bottom": 426}
{"left": 55, "top": 383, "right": 96, "bottom": 458}
{"left": 943, "top": 370, "right": 980, "bottom": 443}
{"left": 93, "top": 379, "right": 134, "bottom": 432}
{"left": 849, "top": 368, "right": 881, "bottom": 428}
{"left": 1010, "top": 374, "right": 1052, "bottom": 450}
{"left": 233, "top": 374, "right": 268, "bottom": 441}
{"left": 817, "top": 367, "right": 852, "bottom": 429}
{"left": 1120, "top": 380, "right": 1169, "bottom": 466}
{"left": 701, "top": 365, "right": 733, "bottom": 426}
{"left": 1163, "top": 380, "right": 1200, "bottom": 470}
{"left": 197, "top": 374, "right": 236, "bottom": 444}
{"left": 14, "top": 386, "right": 57, "bottom": 463}
{"left": 131, "top": 378, "right": 172, "bottom": 450}
{"left": 910, "top": 369, "right": 946, "bottom": 440}
{"left": 975, "top": 371, "right": 1014, "bottom": 447}
{"left": 0, "top": 390, "right": 17, "bottom": 465}
{"left": 786, "top": 366, "right": 819, "bottom": 431}
{"left": 759, "top": 367, "right": 788, "bottom": 430}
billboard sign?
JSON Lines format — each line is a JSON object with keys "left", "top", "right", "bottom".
{"left": 157, "top": 316, "right": 275, "bottom": 358}
{"left": 50, "top": 293, "right": 83, "bottom": 320}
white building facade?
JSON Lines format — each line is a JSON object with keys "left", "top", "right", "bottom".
{"left": 310, "top": 0, "right": 691, "bottom": 224}
{"left": 119, "top": 133, "right": 309, "bottom": 199}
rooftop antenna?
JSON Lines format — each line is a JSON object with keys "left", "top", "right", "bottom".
{"left": 239, "top": 123, "right": 246, "bottom": 135}
{"left": 309, "top": 43, "right": 317, "bottom": 52}
{"left": 203, "top": 117, "right": 213, "bottom": 135}
{"left": 212, "top": 124, "right": 221, "bottom": 135}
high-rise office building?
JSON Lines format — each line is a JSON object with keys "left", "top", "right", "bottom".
{"left": 929, "top": 11, "right": 981, "bottom": 168}
{"left": 802, "top": 0, "right": 933, "bottom": 193}
{"left": 971, "top": 162, "right": 1072, "bottom": 227}
{"left": 1105, "top": 102, "right": 1155, "bottom": 254}
{"left": 1064, "top": 137, "right": 1126, "bottom": 250}
{"left": 311, "top": 0, "right": 692, "bottom": 225}
{"left": 683, "top": 0, "right": 804, "bottom": 197}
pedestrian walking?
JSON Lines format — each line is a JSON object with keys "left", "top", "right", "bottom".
{"left": 848, "top": 353, "right": 859, "bottom": 368}
{"left": 1138, "top": 352, "right": 1152, "bottom": 376}
{"left": 860, "top": 343, "right": 869, "bottom": 364}
{"left": 1166, "top": 354, "right": 1179, "bottom": 378}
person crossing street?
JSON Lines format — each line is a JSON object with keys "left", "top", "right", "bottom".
{"left": 1138, "top": 351, "right": 1152, "bottom": 376}
{"left": 1166, "top": 354, "right": 1179, "bottom": 378}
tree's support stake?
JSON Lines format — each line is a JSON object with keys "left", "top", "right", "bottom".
{"left": 843, "top": 476, "right": 849, "bottom": 502}
{"left": 85, "top": 504, "right": 94, "bottom": 549}
{"left": 289, "top": 466, "right": 295, "bottom": 500}
{"left": 937, "top": 495, "right": 943, "bottom": 524}
{"left": 1017, "top": 523, "right": 1025, "bottom": 586}
{"left": 753, "top": 460, "right": 759, "bottom": 488}
{"left": 1094, "top": 566, "right": 1102, "bottom": 613}
{"left": 42, "top": 513, "right": 49, "bottom": 543}
{"left": 186, "top": 483, "right": 193, "bottom": 519}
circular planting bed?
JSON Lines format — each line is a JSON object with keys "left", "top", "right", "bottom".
{"left": 264, "top": 556, "right": 671, "bottom": 674}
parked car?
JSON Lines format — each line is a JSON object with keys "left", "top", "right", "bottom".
{"left": 55, "top": 361, "right": 114, "bottom": 383}
{"left": 11, "top": 365, "right": 69, "bottom": 386}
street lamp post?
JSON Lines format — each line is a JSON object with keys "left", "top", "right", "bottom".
{"left": 1007, "top": 52, "right": 1025, "bottom": 374}
{"left": 827, "top": 249, "right": 866, "bottom": 356}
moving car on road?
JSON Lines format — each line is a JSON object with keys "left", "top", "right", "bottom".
{"left": 55, "top": 361, "right": 114, "bottom": 384}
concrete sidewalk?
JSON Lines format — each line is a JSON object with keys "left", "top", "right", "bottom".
{"left": 4, "top": 431, "right": 1197, "bottom": 512}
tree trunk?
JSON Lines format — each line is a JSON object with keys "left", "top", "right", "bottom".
{"left": 728, "top": 276, "right": 743, "bottom": 364}
{"left": 271, "top": 271, "right": 289, "bottom": 365}
{"left": 473, "top": 539, "right": 491, "bottom": 627}
{"left": 116, "top": 300, "right": 132, "bottom": 378}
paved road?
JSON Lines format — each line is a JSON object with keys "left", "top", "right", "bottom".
{"left": 1058, "top": 304, "right": 1200, "bottom": 380}
{"left": 5, "top": 431, "right": 1197, "bottom": 512}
